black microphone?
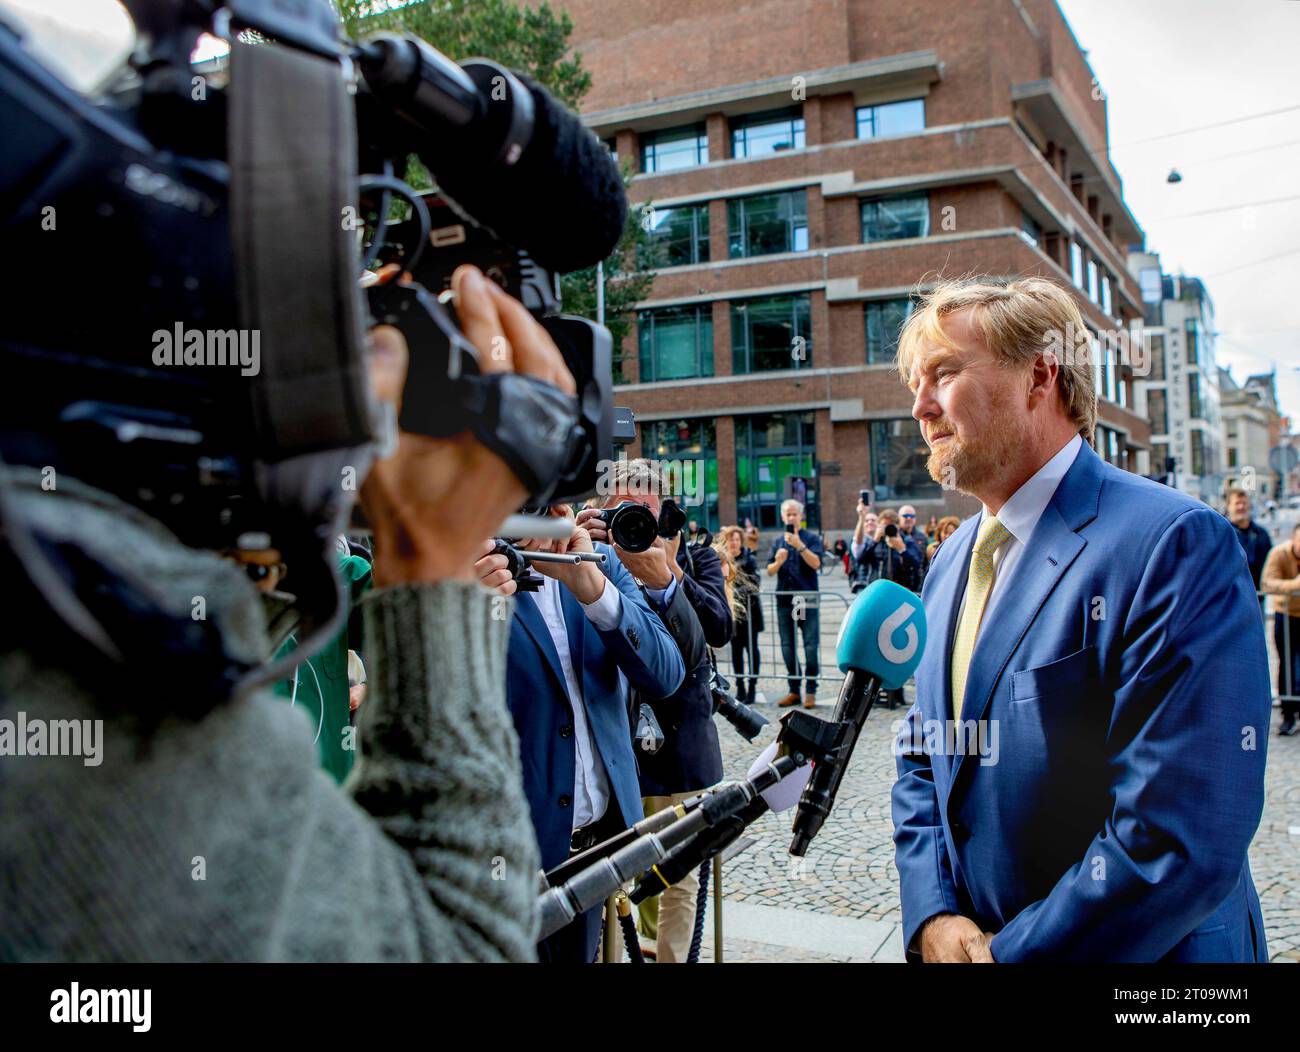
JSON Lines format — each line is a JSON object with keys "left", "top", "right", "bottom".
{"left": 358, "top": 35, "right": 627, "bottom": 272}
{"left": 789, "top": 580, "right": 927, "bottom": 857}
{"left": 631, "top": 741, "right": 812, "bottom": 903}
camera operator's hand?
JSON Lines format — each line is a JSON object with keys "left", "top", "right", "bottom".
{"left": 361, "top": 266, "right": 575, "bottom": 588}
{"left": 574, "top": 506, "right": 609, "bottom": 544}
{"left": 522, "top": 508, "right": 606, "bottom": 604}
{"left": 773, "top": 546, "right": 789, "bottom": 566}
{"left": 616, "top": 537, "right": 674, "bottom": 590}
{"left": 474, "top": 539, "right": 518, "bottom": 597}
{"left": 886, "top": 533, "right": 906, "bottom": 553}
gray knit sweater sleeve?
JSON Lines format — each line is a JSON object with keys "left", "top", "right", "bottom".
{"left": 0, "top": 579, "right": 540, "bottom": 963}
{"left": 344, "top": 581, "right": 541, "bottom": 960}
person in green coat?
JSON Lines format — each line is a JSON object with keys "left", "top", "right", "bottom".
{"left": 273, "top": 538, "right": 372, "bottom": 784}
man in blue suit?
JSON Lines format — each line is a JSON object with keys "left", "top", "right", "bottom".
{"left": 891, "top": 277, "right": 1271, "bottom": 963}
{"left": 476, "top": 510, "right": 684, "bottom": 962}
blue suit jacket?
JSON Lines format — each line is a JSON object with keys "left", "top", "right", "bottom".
{"left": 892, "top": 441, "right": 1271, "bottom": 962}
{"left": 506, "top": 542, "right": 685, "bottom": 872}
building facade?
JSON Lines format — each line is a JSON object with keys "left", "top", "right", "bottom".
{"left": 560, "top": 0, "right": 1152, "bottom": 531}
{"left": 1126, "top": 250, "right": 1225, "bottom": 502}
{"left": 1220, "top": 368, "right": 1281, "bottom": 504}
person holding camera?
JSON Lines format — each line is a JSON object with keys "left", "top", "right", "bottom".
{"left": 474, "top": 483, "right": 686, "bottom": 964}
{"left": 1, "top": 266, "right": 561, "bottom": 962}
{"left": 852, "top": 507, "right": 923, "bottom": 593}
{"left": 767, "top": 498, "right": 824, "bottom": 709}
{"left": 850, "top": 508, "right": 922, "bottom": 709}
{"left": 575, "top": 460, "right": 732, "bottom": 963}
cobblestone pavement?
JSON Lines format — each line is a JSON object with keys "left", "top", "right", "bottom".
{"left": 698, "top": 569, "right": 1300, "bottom": 963}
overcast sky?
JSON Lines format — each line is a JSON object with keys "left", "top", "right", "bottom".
{"left": 1058, "top": 0, "right": 1300, "bottom": 425}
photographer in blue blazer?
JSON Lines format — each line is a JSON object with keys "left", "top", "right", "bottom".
{"left": 891, "top": 277, "right": 1270, "bottom": 963}
{"left": 476, "top": 506, "right": 684, "bottom": 963}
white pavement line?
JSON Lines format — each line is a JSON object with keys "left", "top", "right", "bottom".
{"left": 712, "top": 899, "right": 905, "bottom": 961}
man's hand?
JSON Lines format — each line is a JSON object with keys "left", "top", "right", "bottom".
{"left": 574, "top": 506, "right": 610, "bottom": 545}
{"left": 918, "top": 914, "right": 996, "bottom": 963}
{"left": 773, "top": 546, "right": 790, "bottom": 566}
{"left": 360, "top": 265, "right": 576, "bottom": 588}
{"left": 522, "top": 511, "right": 606, "bottom": 605}
{"left": 615, "top": 537, "right": 674, "bottom": 589}
{"left": 474, "top": 538, "right": 518, "bottom": 597}
{"left": 886, "top": 533, "right": 906, "bottom": 553}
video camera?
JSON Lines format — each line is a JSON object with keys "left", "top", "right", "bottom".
{"left": 0, "top": 0, "right": 627, "bottom": 680}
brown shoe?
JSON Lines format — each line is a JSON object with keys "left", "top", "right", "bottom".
{"left": 803, "top": 695, "right": 817, "bottom": 708}
{"left": 777, "top": 692, "right": 801, "bottom": 708}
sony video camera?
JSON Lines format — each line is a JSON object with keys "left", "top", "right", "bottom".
{"left": 0, "top": 0, "right": 627, "bottom": 690}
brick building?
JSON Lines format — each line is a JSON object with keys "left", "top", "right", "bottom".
{"left": 558, "top": 0, "right": 1152, "bottom": 532}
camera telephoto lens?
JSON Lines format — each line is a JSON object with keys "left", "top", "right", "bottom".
{"left": 884, "top": 524, "right": 898, "bottom": 538}
{"left": 607, "top": 501, "right": 657, "bottom": 552}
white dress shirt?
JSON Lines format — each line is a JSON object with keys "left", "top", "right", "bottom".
{"left": 956, "top": 433, "right": 1082, "bottom": 642}
{"left": 532, "top": 573, "right": 623, "bottom": 830}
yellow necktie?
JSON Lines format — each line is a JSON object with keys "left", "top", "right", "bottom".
{"left": 950, "top": 515, "right": 1012, "bottom": 720}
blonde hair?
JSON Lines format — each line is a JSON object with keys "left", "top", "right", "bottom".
{"left": 711, "top": 540, "right": 742, "bottom": 619}
{"left": 896, "top": 276, "right": 1097, "bottom": 442}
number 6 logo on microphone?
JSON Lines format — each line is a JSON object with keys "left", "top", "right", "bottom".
{"left": 836, "top": 579, "right": 927, "bottom": 690}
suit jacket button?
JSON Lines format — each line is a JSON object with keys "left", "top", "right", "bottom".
{"left": 627, "top": 627, "right": 640, "bottom": 648}
{"left": 558, "top": 794, "right": 572, "bottom": 808}
{"left": 559, "top": 725, "right": 573, "bottom": 739}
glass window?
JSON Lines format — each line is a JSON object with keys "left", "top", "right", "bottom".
{"left": 641, "top": 125, "right": 708, "bottom": 173}
{"left": 864, "top": 298, "right": 913, "bottom": 364}
{"left": 860, "top": 193, "right": 929, "bottom": 242}
{"left": 855, "top": 98, "right": 925, "bottom": 139}
{"left": 731, "top": 294, "right": 812, "bottom": 374}
{"left": 1147, "top": 389, "right": 1168, "bottom": 435}
{"left": 735, "top": 412, "right": 818, "bottom": 529}
{"left": 1102, "top": 274, "right": 1113, "bottom": 317}
{"left": 727, "top": 190, "right": 807, "bottom": 258}
{"left": 870, "top": 419, "right": 941, "bottom": 501}
{"left": 642, "top": 204, "right": 710, "bottom": 267}
{"left": 1148, "top": 333, "right": 1166, "bottom": 381}
{"left": 1087, "top": 257, "right": 1099, "bottom": 303}
{"left": 730, "top": 107, "right": 805, "bottom": 159}
{"left": 1185, "top": 318, "right": 1199, "bottom": 365}
{"left": 642, "top": 418, "right": 720, "bottom": 531}
{"left": 1188, "top": 372, "right": 1203, "bottom": 420}
{"left": 637, "top": 304, "right": 713, "bottom": 382}
{"left": 1021, "top": 210, "right": 1042, "bottom": 247}
{"left": 1191, "top": 429, "right": 1205, "bottom": 476}
{"left": 1070, "top": 242, "right": 1084, "bottom": 288}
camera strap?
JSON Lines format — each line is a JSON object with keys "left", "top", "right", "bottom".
{"left": 228, "top": 37, "right": 374, "bottom": 460}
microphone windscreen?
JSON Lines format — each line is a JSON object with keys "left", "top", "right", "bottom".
{"left": 835, "top": 579, "right": 927, "bottom": 688}
{"left": 431, "top": 72, "right": 628, "bottom": 273}
{"left": 747, "top": 742, "right": 814, "bottom": 812}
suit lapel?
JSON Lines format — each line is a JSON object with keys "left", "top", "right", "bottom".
{"left": 514, "top": 590, "right": 570, "bottom": 699}
{"left": 948, "top": 442, "right": 1103, "bottom": 791}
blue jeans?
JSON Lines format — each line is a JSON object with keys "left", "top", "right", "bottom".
{"left": 776, "top": 594, "right": 819, "bottom": 696}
